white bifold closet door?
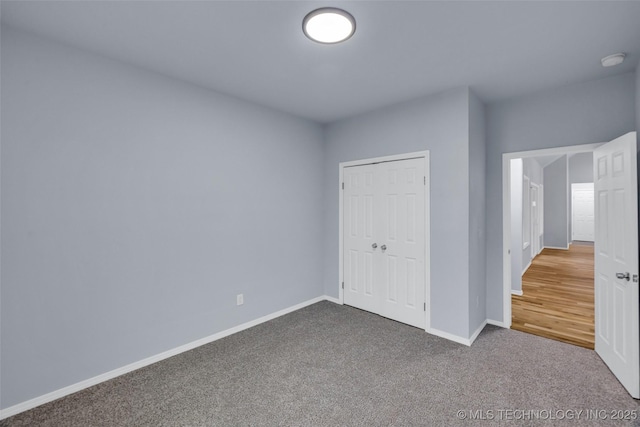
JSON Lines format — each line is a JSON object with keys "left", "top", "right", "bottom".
{"left": 343, "top": 157, "right": 426, "bottom": 329}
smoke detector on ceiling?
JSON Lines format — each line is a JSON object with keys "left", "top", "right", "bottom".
{"left": 601, "top": 53, "right": 626, "bottom": 67}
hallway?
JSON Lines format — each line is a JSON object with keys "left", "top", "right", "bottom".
{"left": 511, "top": 243, "right": 594, "bottom": 349}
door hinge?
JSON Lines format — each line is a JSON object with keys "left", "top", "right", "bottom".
{"left": 342, "top": 182, "right": 344, "bottom": 190}
{"left": 424, "top": 176, "right": 426, "bottom": 185}
{"left": 342, "top": 281, "right": 344, "bottom": 289}
{"left": 424, "top": 302, "right": 426, "bottom": 311}
{"left": 634, "top": 275, "right": 638, "bottom": 283}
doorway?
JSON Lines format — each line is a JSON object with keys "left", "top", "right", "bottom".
{"left": 571, "top": 183, "right": 595, "bottom": 242}
{"left": 339, "top": 151, "right": 430, "bottom": 330}
{"left": 507, "top": 150, "right": 596, "bottom": 348}
{"left": 502, "top": 132, "right": 639, "bottom": 398}
{"left": 502, "top": 143, "right": 601, "bottom": 328}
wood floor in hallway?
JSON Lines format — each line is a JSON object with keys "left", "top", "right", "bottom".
{"left": 511, "top": 242, "right": 594, "bottom": 349}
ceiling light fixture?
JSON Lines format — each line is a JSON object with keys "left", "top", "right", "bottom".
{"left": 601, "top": 53, "right": 626, "bottom": 67}
{"left": 303, "top": 7, "right": 355, "bottom": 44}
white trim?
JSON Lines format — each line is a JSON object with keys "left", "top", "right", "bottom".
{"left": 340, "top": 150, "right": 428, "bottom": 168}
{"left": 0, "top": 296, "right": 332, "bottom": 420}
{"left": 502, "top": 142, "right": 602, "bottom": 329}
{"left": 522, "top": 175, "right": 531, "bottom": 249}
{"left": 502, "top": 152, "right": 512, "bottom": 328}
{"left": 539, "top": 184, "right": 544, "bottom": 238}
{"left": 428, "top": 327, "right": 473, "bottom": 346}
{"left": 323, "top": 295, "right": 341, "bottom": 304}
{"left": 511, "top": 289, "right": 523, "bottom": 296}
{"left": 544, "top": 245, "right": 569, "bottom": 250}
{"left": 530, "top": 182, "right": 541, "bottom": 256}
{"left": 338, "top": 151, "right": 431, "bottom": 332}
{"left": 469, "top": 320, "right": 488, "bottom": 345}
{"left": 521, "top": 260, "right": 532, "bottom": 275}
{"left": 338, "top": 164, "right": 344, "bottom": 304}
{"left": 487, "top": 319, "right": 508, "bottom": 328}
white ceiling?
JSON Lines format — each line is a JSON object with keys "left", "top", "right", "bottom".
{"left": 2, "top": 1, "right": 639, "bottom": 123}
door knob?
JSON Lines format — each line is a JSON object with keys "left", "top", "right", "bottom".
{"left": 381, "top": 244, "right": 387, "bottom": 251}
{"left": 616, "top": 272, "right": 630, "bottom": 281}
{"left": 372, "top": 243, "right": 377, "bottom": 249}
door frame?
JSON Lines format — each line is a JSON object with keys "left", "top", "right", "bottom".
{"left": 530, "top": 182, "right": 541, "bottom": 257}
{"left": 522, "top": 175, "right": 531, "bottom": 250}
{"left": 501, "top": 143, "right": 602, "bottom": 328}
{"left": 338, "top": 150, "right": 431, "bottom": 331}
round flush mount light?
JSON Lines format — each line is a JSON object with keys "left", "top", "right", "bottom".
{"left": 303, "top": 7, "right": 356, "bottom": 44}
{"left": 601, "top": 53, "right": 626, "bottom": 67}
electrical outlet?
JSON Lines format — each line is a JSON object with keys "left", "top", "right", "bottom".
{"left": 237, "top": 294, "right": 244, "bottom": 306}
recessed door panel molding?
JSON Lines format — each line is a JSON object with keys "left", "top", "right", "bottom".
{"left": 387, "top": 194, "right": 398, "bottom": 241}
{"left": 406, "top": 194, "right": 416, "bottom": 243}
{"left": 593, "top": 132, "right": 639, "bottom": 399}
{"left": 406, "top": 258, "right": 417, "bottom": 308}
{"left": 597, "top": 274, "right": 610, "bottom": 345}
{"left": 613, "top": 189, "right": 625, "bottom": 263}
{"left": 364, "top": 195, "right": 374, "bottom": 238}
{"left": 613, "top": 283, "right": 626, "bottom": 360}
{"left": 387, "top": 255, "right": 398, "bottom": 302}
{"left": 597, "top": 191, "right": 609, "bottom": 256}
{"left": 340, "top": 152, "right": 429, "bottom": 330}
{"left": 364, "top": 252, "right": 373, "bottom": 296}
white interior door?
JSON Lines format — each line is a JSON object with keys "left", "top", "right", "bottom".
{"left": 343, "top": 157, "right": 426, "bottom": 329}
{"left": 572, "top": 183, "right": 595, "bottom": 242}
{"left": 594, "top": 131, "right": 639, "bottom": 398}
{"left": 377, "top": 158, "right": 426, "bottom": 328}
{"left": 343, "top": 163, "right": 378, "bottom": 315}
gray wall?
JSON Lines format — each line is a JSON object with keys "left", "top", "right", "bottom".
{"left": 524, "top": 159, "right": 544, "bottom": 189}
{"left": 543, "top": 156, "right": 569, "bottom": 248}
{"left": 568, "top": 152, "right": 594, "bottom": 240}
{"left": 468, "top": 91, "right": 486, "bottom": 335}
{"left": 323, "top": 88, "right": 472, "bottom": 339}
{"left": 1, "top": 28, "right": 325, "bottom": 408}
{"left": 486, "top": 72, "right": 636, "bottom": 323}
{"left": 569, "top": 152, "right": 594, "bottom": 183}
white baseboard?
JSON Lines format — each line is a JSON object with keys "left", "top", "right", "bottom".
{"left": 427, "top": 327, "right": 473, "bottom": 346}
{"left": 511, "top": 289, "right": 523, "bottom": 296}
{"left": 428, "top": 321, "right": 489, "bottom": 347}
{"left": 544, "top": 245, "right": 569, "bottom": 250}
{"left": 323, "top": 295, "right": 341, "bottom": 304}
{"left": 487, "top": 319, "right": 508, "bottom": 328}
{"left": 469, "top": 320, "right": 488, "bottom": 345}
{"left": 521, "top": 260, "right": 532, "bottom": 275}
{"left": 0, "top": 295, "right": 333, "bottom": 420}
